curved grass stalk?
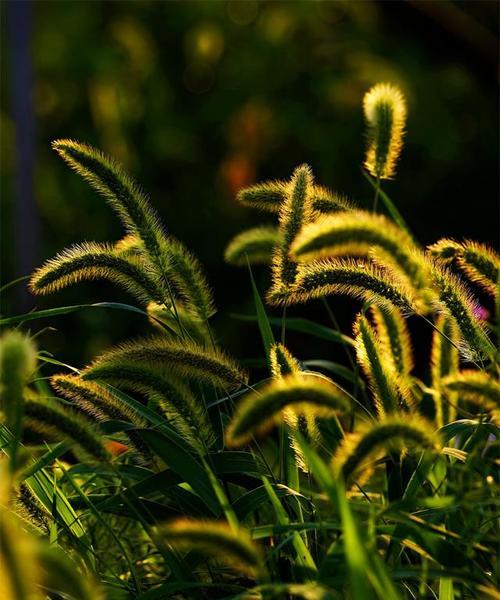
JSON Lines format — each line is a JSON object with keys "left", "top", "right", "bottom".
{"left": 332, "top": 414, "right": 439, "bottom": 485}
{"left": 431, "top": 265, "right": 494, "bottom": 360}
{"left": 82, "top": 362, "right": 214, "bottom": 451}
{"left": 24, "top": 399, "right": 110, "bottom": 462}
{"left": 430, "top": 314, "right": 460, "bottom": 427}
{"left": 50, "top": 374, "right": 150, "bottom": 459}
{"left": 370, "top": 305, "right": 414, "bottom": 376}
{"left": 441, "top": 370, "right": 500, "bottom": 417}
{"left": 429, "top": 238, "right": 500, "bottom": 296}
{"left": 82, "top": 337, "right": 248, "bottom": 392}
{"left": 52, "top": 140, "right": 167, "bottom": 267}
{"left": 29, "top": 242, "right": 166, "bottom": 305}
{"left": 269, "top": 164, "right": 314, "bottom": 300}
{"left": 224, "top": 225, "right": 281, "bottom": 266}
{"left": 363, "top": 83, "right": 406, "bottom": 180}
{"left": 290, "top": 210, "right": 429, "bottom": 289}
{"left": 51, "top": 374, "right": 145, "bottom": 426}
{"left": 157, "top": 519, "right": 265, "bottom": 578}
{"left": 226, "top": 373, "right": 350, "bottom": 447}
{"left": 272, "top": 258, "right": 416, "bottom": 311}
{"left": 353, "top": 314, "right": 404, "bottom": 416}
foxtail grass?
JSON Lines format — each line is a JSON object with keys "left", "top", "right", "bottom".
{"left": 363, "top": 83, "right": 406, "bottom": 180}
{"left": 226, "top": 373, "right": 350, "bottom": 447}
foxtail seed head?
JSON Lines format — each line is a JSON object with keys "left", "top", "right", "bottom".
{"left": 363, "top": 83, "right": 407, "bottom": 180}
{"left": 226, "top": 373, "right": 350, "bottom": 447}
{"left": 224, "top": 225, "right": 281, "bottom": 266}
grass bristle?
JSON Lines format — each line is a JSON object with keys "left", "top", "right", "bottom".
{"left": 226, "top": 373, "right": 350, "bottom": 447}
{"left": 157, "top": 519, "right": 265, "bottom": 578}
{"left": 363, "top": 83, "right": 406, "bottom": 180}
{"left": 224, "top": 225, "right": 281, "bottom": 266}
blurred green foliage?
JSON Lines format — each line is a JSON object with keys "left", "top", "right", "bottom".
{"left": 1, "top": 0, "right": 498, "bottom": 366}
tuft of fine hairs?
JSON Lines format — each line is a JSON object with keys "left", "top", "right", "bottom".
{"left": 353, "top": 314, "right": 409, "bottom": 416}
{"left": 82, "top": 361, "right": 215, "bottom": 452}
{"left": 23, "top": 399, "right": 110, "bottom": 462}
{"left": 429, "top": 238, "right": 500, "bottom": 297}
{"left": 0, "top": 331, "right": 37, "bottom": 430}
{"left": 268, "top": 164, "right": 314, "bottom": 301}
{"left": 441, "top": 370, "right": 499, "bottom": 419}
{"left": 82, "top": 336, "right": 248, "bottom": 392}
{"left": 370, "top": 305, "right": 414, "bottom": 377}
{"left": 363, "top": 83, "right": 407, "bottom": 180}
{"left": 332, "top": 414, "right": 439, "bottom": 486}
{"left": 273, "top": 258, "right": 416, "bottom": 312}
{"left": 226, "top": 373, "right": 350, "bottom": 447}
{"left": 431, "top": 264, "right": 494, "bottom": 360}
{"left": 224, "top": 225, "right": 281, "bottom": 267}
{"left": 50, "top": 374, "right": 150, "bottom": 460}
{"left": 29, "top": 241, "right": 167, "bottom": 306}
{"left": 52, "top": 139, "right": 168, "bottom": 273}
{"left": 157, "top": 519, "right": 265, "bottom": 578}
{"left": 269, "top": 343, "right": 320, "bottom": 472}
{"left": 160, "top": 236, "right": 215, "bottom": 322}
{"left": 236, "top": 179, "right": 289, "bottom": 213}
{"left": 430, "top": 314, "right": 460, "bottom": 427}
{"left": 290, "top": 210, "right": 430, "bottom": 291}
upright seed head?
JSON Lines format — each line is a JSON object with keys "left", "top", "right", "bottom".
{"left": 363, "top": 83, "right": 407, "bottom": 180}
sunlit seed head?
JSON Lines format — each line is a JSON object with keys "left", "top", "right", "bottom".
{"left": 363, "top": 83, "right": 407, "bottom": 180}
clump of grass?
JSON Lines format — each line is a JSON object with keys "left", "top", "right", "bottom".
{"left": 1, "top": 81, "right": 498, "bottom": 600}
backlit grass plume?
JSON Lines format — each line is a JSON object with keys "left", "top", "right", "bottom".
{"left": 429, "top": 238, "right": 500, "bottom": 297}
{"left": 370, "top": 305, "right": 414, "bottom": 376}
{"left": 226, "top": 373, "right": 350, "bottom": 447}
{"left": 268, "top": 164, "right": 314, "bottom": 303}
{"left": 269, "top": 343, "right": 320, "bottom": 472}
{"left": 430, "top": 314, "right": 460, "bottom": 427}
{"left": 160, "top": 236, "right": 215, "bottom": 322}
{"left": 332, "top": 414, "right": 440, "bottom": 485}
{"left": 441, "top": 370, "right": 500, "bottom": 417}
{"left": 276, "top": 258, "right": 416, "bottom": 311}
{"left": 0, "top": 331, "right": 36, "bottom": 435}
{"left": 24, "top": 399, "right": 110, "bottom": 462}
{"left": 237, "top": 178, "right": 350, "bottom": 215}
{"left": 224, "top": 225, "right": 281, "bottom": 266}
{"left": 50, "top": 374, "right": 150, "bottom": 458}
{"left": 52, "top": 140, "right": 167, "bottom": 269}
{"left": 432, "top": 265, "right": 494, "bottom": 359}
{"left": 29, "top": 242, "right": 166, "bottom": 305}
{"left": 82, "top": 336, "right": 248, "bottom": 392}
{"left": 157, "top": 519, "right": 265, "bottom": 578}
{"left": 363, "top": 83, "right": 406, "bottom": 180}
{"left": 354, "top": 314, "right": 406, "bottom": 416}
{"left": 290, "top": 210, "right": 429, "bottom": 290}
{"left": 82, "top": 362, "right": 214, "bottom": 451}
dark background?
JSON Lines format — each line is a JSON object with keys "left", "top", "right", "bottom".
{"left": 1, "top": 0, "right": 498, "bottom": 370}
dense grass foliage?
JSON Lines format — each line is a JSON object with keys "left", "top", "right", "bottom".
{"left": 0, "top": 84, "right": 498, "bottom": 600}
